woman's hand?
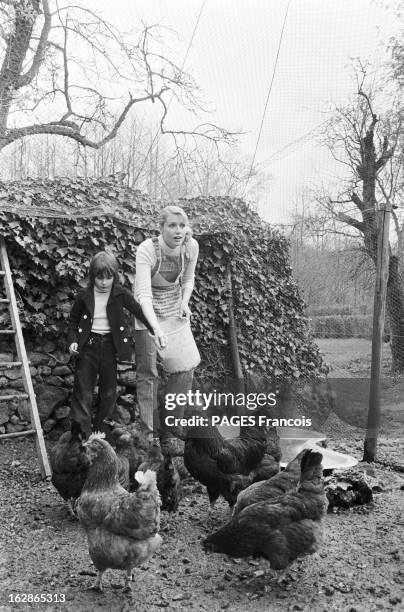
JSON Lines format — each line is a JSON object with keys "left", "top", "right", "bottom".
{"left": 179, "top": 300, "right": 192, "bottom": 319}
{"left": 152, "top": 327, "right": 167, "bottom": 350}
{"left": 69, "top": 342, "right": 79, "bottom": 355}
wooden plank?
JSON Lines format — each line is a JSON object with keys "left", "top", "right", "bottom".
{"left": 0, "top": 393, "right": 29, "bottom": 401}
{"left": 0, "top": 362, "right": 22, "bottom": 369}
{"left": 0, "top": 239, "right": 51, "bottom": 479}
{"left": 0, "top": 429, "right": 35, "bottom": 440}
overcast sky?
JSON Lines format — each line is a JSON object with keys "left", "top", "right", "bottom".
{"left": 84, "top": 1, "right": 400, "bottom": 223}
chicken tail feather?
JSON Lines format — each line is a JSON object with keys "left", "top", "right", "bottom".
{"left": 135, "top": 469, "right": 157, "bottom": 489}
{"left": 299, "top": 449, "right": 323, "bottom": 487}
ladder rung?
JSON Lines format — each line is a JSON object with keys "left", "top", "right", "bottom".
{"left": 0, "top": 361, "right": 22, "bottom": 369}
{"left": 0, "top": 298, "right": 10, "bottom": 303}
{"left": 0, "top": 237, "right": 51, "bottom": 479}
{"left": 0, "top": 429, "right": 36, "bottom": 440}
{"left": 0, "top": 393, "right": 29, "bottom": 401}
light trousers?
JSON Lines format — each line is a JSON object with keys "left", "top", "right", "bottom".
{"left": 134, "top": 329, "right": 194, "bottom": 440}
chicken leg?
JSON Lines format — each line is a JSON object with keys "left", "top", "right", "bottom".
{"left": 91, "top": 570, "right": 105, "bottom": 592}
{"left": 124, "top": 569, "right": 134, "bottom": 592}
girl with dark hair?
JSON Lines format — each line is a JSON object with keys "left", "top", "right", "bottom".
{"left": 67, "top": 251, "right": 158, "bottom": 438}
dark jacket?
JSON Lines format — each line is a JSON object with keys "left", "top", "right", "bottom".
{"left": 67, "top": 283, "right": 154, "bottom": 362}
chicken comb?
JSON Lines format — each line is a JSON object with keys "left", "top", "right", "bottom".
{"left": 87, "top": 431, "right": 106, "bottom": 443}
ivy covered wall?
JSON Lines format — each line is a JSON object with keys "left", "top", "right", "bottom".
{"left": 0, "top": 176, "right": 324, "bottom": 383}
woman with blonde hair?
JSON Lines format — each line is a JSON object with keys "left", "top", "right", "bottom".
{"left": 134, "top": 205, "right": 199, "bottom": 451}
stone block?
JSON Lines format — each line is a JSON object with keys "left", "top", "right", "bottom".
{"left": 5, "top": 422, "right": 25, "bottom": 434}
{"left": 9, "top": 379, "right": 25, "bottom": 389}
{"left": 17, "top": 399, "right": 30, "bottom": 422}
{"left": 0, "top": 353, "right": 14, "bottom": 362}
{"left": 34, "top": 384, "right": 69, "bottom": 421}
{"left": 52, "top": 366, "right": 72, "bottom": 377}
{"left": 64, "top": 375, "right": 75, "bottom": 387}
{"left": 37, "top": 366, "right": 52, "bottom": 376}
{"left": 42, "top": 418, "right": 57, "bottom": 433}
{"left": 0, "top": 404, "right": 8, "bottom": 425}
{"left": 47, "top": 376, "right": 65, "bottom": 387}
{"left": 54, "top": 405, "right": 71, "bottom": 420}
{"left": 27, "top": 352, "right": 50, "bottom": 367}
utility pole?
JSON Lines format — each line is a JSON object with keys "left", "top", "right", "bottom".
{"left": 363, "top": 204, "right": 391, "bottom": 462}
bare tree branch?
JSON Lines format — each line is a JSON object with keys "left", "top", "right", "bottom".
{"left": 18, "top": 0, "right": 52, "bottom": 87}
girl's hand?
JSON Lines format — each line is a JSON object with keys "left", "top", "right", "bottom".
{"left": 69, "top": 342, "right": 79, "bottom": 355}
{"left": 179, "top": 301, "right": 192, "bottom": 319}
{"left": 152, "top": 328, "right": 167, "bottom": 350}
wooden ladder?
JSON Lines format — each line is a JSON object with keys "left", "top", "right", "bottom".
{"left": 0, "top": 238, "right": 51, "bottom": 479}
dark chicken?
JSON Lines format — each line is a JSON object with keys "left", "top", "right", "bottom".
{"left": 50, "top": 421, "right": 89, "bottom": 516}
{"left": 77, "top": 433, "right": 162, "bottom": 592}
{"left": 110, "top": 427, "right": 144, "bottom": 491}
{"left": 138, "top": 444, "right": 182, "bottom": 512}
{"left": 183, "top": 421, "right": 268, "bottom": 514}
{"left": 203, "top": 450, "right": 328, "bottom": 570}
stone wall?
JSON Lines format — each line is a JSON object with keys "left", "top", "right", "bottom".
{"left": 0, "top": 339, "right": 137, "bottom": 439}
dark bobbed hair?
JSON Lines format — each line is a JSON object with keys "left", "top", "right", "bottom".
{"left": 88, "top": 251, "right": 119, "bottom": 287}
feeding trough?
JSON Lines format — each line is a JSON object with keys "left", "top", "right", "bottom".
{"left": 278, "top": 426, "right": 358, "bottom": 470}
{"left": 278, "top": 426, "right": 326, "bottom": 466}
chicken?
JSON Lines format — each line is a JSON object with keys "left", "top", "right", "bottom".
{"left": 139, "top": 444, "right": 182, "bottom": 512}
{"left": 203, "top": 450, "right": 328, "bottom": 571}
{"left": 107, "top": 421, "right": 150, "bottom": 488}
{"left": 183, "top": 420, "right": 268, "bottom": 515}
{"left": 50, "top": 421, "right": 90, "bottom": 517}
{"left": 248, "top": 452, "right": 279, "bottom": 484}
{"left": 77, "top": 432, "right": 162, "bottom": 592}
{"left": 233, "top": 449, "right": 307, "bottom": 515}
{"left": 110, "top": 427, "right": 142, "bottom": 491}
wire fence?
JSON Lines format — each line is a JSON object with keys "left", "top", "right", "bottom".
{"left": 287, "top": 219, "right": 404, "bottom": 466}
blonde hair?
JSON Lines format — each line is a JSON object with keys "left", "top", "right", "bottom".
{"left": 159, "top": 205, "right": 189, "bottom": 228}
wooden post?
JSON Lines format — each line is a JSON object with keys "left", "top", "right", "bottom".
{"left": 226, "top": 264, "right": 245, "bottom": 394}
{"left": 363, "top": 205, "right": 391, "bottom": 462}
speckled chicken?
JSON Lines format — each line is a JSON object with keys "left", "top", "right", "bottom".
{"left": 77, "top": 433, "right": 162, "bottom": 592}
{"left": 203, "top": 450, "right": 328, "bottom": 570}
{"left": 50, "top": 421, "right": 90, "bottom": 517}
{"left": 233, "top": 448, "right": 307, "bottom": 515}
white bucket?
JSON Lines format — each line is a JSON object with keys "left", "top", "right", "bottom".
{"left": 157, "top": 317, "right": 201, "bottom": 373}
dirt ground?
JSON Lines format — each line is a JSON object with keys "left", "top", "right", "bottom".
{"left": 0, "top": 339, "right": 403, "bottom": 612}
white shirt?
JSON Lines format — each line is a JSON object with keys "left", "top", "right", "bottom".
{"left": 92, "top": 288, "right": 111, "bottom": 334}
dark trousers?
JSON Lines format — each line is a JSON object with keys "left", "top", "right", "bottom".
{"left": 71, "top": 333, "right": 117, "bottom": 438}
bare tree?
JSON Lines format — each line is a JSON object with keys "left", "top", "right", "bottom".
{"left": 318, "top": 68, "right": 404, "bottom": 371}
{"left": 0, "top": 1, "right": 235, "bottom": 152}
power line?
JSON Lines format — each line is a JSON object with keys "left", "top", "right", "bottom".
{"left": 242, "top": 0, "right": 292, "bottom": 200}
{"left": 133, "top": 0, "right": 206, "bottom": 186}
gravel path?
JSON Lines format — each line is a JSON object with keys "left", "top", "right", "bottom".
{"left": 0, "top": 433, "right": 403, "bottom": 612}
{"left": 1, "top": 338, "right": 403, "bottom": 611}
